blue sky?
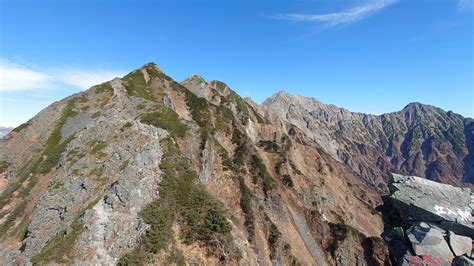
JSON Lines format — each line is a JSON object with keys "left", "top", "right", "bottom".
{"left": 0, "top": 0, "right": 472, "bottom": 127}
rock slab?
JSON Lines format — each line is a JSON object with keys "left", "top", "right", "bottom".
{"left": 389, "top": 173, "right": 473, "bottom": 238}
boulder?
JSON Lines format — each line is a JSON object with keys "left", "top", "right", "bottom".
{"left": 452, "top": 256, "right": 474, "bottom": 266}
{"left": 389, "top": 173, "right": 473, "bottom": 238}
{"left": 449, "top": 231, "right": 472, "bottom": 257}
{"left": 406, "top": 222, "right": 454, "bottom": 263}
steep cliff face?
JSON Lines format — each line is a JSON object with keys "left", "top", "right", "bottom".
{"left": 262, "top": 91, "right": 473, "bottom": 191}
{"left": 0, "top": 64, "right": 387, "bottom": 265}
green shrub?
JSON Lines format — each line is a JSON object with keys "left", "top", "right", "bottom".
{"left": 91, "top": 142, "right": 107, "bottom": 154}
{"left": 239, "top": 177, "right": 255, "bottom": 240}
{"left": 258, "top": 140, "right": 281, "bottom": 153}
{"left": 128, "top": 137, "right": 239, "bottom": 262}
{"left": 118, "top": 249, "right": 145, "bottom": 266}
{"left": 232, "top": 129, "right": 249, "bottom": 168}
{"left": 183, "top": 89, "right": 211, "bottom": 129}
{"left": 93, "top": 82, "right": 114, "bottom": 95}
{"left": 92, "top": 111, "right": 101, "bottom": 118}
{"left": 140, "top": 106, "right": 187, "bottom": 138}
{"left": 141, "top": 202, "right": 174, "bottom": 253}
{"left": 282, "top": 174, "right": 294, "bottom": 188}
{"left": 12, "top": 121, "right": 30, "bottom": 133}
{"left": 123, "top": 70, "right": 155, "bottom": 101}
{"left": 0, "top": 160, "right": 9, "bottom": 174}
{"left": 250, "top": 155, "right": 275, "bottom": 196}
{"left": 289, "top": 161, "right": 303, "bottom": 175}
{"left": 268, "top": 223, "right": 281, "bottom": 247}
{"left": 167, "top": 250, "right": 186, "bottom": 266}
{"left": 119, "top": 159, "right": 130, "bottom": 171}
{"left": 0, "top": 201, "right": 26, "bottom": 240}
{"left": 216, "top": 105, "right": 234, "bottom": 133}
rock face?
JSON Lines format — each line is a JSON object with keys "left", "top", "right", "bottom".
{"left": 390, "top": 173, "right": 473, "bottom": 237}
{"left": 262, "top": 92, "right": 473, "bottom": 190}
{"left": 383, "top": 173, "right": 473, "bottom": 265}
{"left": 0, "top": 63, "right": 388, "bottom": 265}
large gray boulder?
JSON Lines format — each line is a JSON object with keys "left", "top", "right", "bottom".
{"left": 406, "top": 222, "right": 454, "bottom": 263}
{"left": 389, "top": 173, "right": 473, "bottom": 237}
{"left": 449, "top": 231, "right": 473, "bottom": 257}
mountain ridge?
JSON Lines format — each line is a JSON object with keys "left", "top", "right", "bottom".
{"left": 0, "top": 62, "right": 471, "bottom": 264}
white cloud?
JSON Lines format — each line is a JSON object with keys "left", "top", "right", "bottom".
{"left": 272, "top": 0, "right": 397, "bottom": 27}
{"left": 0, "top": 61, "right": 53, "bottom": 91}
{"left": 58, "top": 69, "right": 125, "bottom": 90}
{"left": 0, "top": 97, "right": 51, "bottom": 104}
{"left": 0, "top": 60, "right": 125, "bottom": 92}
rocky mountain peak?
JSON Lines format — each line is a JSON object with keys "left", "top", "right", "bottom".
{"left": 182, "top": 74, "right": 206, "bottom": 84}
{"left": 261, "top": 90, "right": 472, "bottom": 188}
{"left": 141, "top": 62, "right": 162, "bottom": 71}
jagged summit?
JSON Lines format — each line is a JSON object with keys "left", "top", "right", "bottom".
{"left": 181, "top": 74, "right": 206, "bottom": 85}
{"left": 141, "top": 61, "right": 162, "bottom": 70}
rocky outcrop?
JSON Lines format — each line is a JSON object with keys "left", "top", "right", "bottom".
{"left": 382, "top": 173, "right": 473, "bottom": 265}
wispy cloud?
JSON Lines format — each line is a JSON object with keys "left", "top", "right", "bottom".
{"left": 0, "top": 59, "right": 126, "bottom": 92}
{"left": 272, "top": 0, "right": 397, "bottom": 27}
{"left": 0, "top": 61, "right": 53, "bottom": 91}
{"left": 0, "top": 97, "right": 52, "bottom": 104}
{"left": 58, "top": 69, "right": 125, "bottom": 90}
{"left": 458, "top": 0, "right": 474, "bottom": 12}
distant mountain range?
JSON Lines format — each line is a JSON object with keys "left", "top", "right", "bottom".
{"left": 0, "top": 127, "right": 12, "bottom": 139}
{"left": 0, "top": 63, "right": 471, "bottom": 264}
{"left": 262, "top": 91, "right": 473, "bottom": 189}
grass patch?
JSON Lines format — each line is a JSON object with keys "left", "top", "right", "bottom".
{"left": 216, "top": 104, "right": 234, "bottom": 134}
{"left": 92, "top": 111, "right": 101, "bottom": 118}
{"left": 12, "top": 121, "right": 30, "bottom": 133}
{"left": 140, "top": 106, "right": 187, "bottom": 138}
{"left": 11, "top": 216, "right": 30, "bottom": 240}
{"left": 91, "top": 142, "right": 107, "bottom": 154}
{"left": 123, "top": 70, "right": 155, "bottom": 101}
{"left": 93, "top": 82, "right": 114, "bottom": 95}
{"left": 0, "top": 160, "right": 9, "bottom": 174}
{"left": 119, "top": 159, "right": 130, "bottom": 171}
{"left": 0, "top": 201, "right": 27, "bottom": 240}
